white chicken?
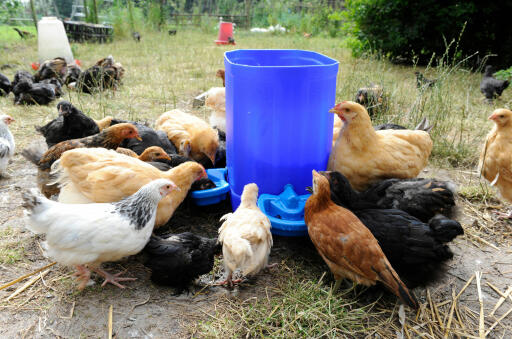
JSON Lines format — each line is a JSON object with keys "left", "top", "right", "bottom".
{"left": 22, "top": 178, "right": 178, "bottom": 290}
{"left": 0, "top": 115, "right": 15, "bottom": 177}
{"left": 217, "top": 183, "right": 273, "bottom": 286}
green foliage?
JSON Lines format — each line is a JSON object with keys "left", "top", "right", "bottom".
{"left": 494, "top": 66, "right": 512, "bottom": 81}
{"left": 342, "top": 0, "right": 512, "bottom": 68}
{"left": 0, "top": 0, "right": 23, "bottom": 24}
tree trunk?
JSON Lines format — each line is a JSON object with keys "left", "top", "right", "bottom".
{"left": 244, "top": 0, "right": 252, "bottom": 28}
{"left": 159, "top": 0, "right": 165, "bottom": 31}
{"left": 92, "top": 0, "right": 99, "bottom": 24}
{"left": 30, "top": 0, "right": 38, "bottom": 31}
{"left": 127, "top": 0, "right": 135, "bottom": 31}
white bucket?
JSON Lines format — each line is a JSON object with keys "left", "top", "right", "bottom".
{"left": 37, "top": 17, "right": 74, "bottom": 64}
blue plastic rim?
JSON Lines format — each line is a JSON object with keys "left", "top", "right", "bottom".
{"left": 190, "top": 168, "right": 230, "bottom": 206}
{"left": 224, "top": 49, "right": 339, "bottom": 211}
{"left": 258, "top": 184, "right": 311, "bottom": 237}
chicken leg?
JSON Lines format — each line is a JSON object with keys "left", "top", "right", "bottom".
{"left": 214, "top": 271, "right": 243, "bottom": 287}
{"left": 73, "top": 265, "right": 92, "bottom": 290}
{"left": 91, "top": 267, "right": 136, "bottom": 288}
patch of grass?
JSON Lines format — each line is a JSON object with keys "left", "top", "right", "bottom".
{"left": 458, "top": 183, "right": 498, "bottom": 203}
{"left": 195, "top": 263, "right": 396, "bottom": 338}
{"left": 0, "top": 227, "right": 25, "bottom": 264}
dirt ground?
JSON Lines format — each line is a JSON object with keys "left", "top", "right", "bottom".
{"left": 1, "top": 143, "right": 511, "bottom": 338}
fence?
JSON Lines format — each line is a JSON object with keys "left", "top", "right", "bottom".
{"left": 171, "top": 13, "right": 249, "bottom": 28}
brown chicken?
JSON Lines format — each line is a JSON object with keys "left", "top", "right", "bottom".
{"left": 94, "top": 116, "right": 114, "bottom": 131}
{"left": 34, "top": 57, "right": 67, "bottom": 82}
{"left": 54, "top": 148, "right": 207, "bottom": 227}
{"left": 116, "top": 146, "right": 171, "bottom": 162}
{"left": 305, "top": 170, "right": 418, "bottom": 309}
{"left": 24, "top": 123, "right": 140, "bottom": 198}
{"left": 479, "top": 109, "right": 512, "bottom": 217}
{"left": 328, "top": 101, "right": 432, "bottom": 190}
{"left": 216, "top": 69, "right": 225, "bottom": 87}
{"left": 156, "top": 109, "right": 219, "bottom": 165}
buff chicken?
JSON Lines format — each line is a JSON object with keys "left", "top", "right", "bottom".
{"left": 328, "top": 101, "right": 432, "bottom": 190}
{"left": 53, "top": 148, "right": 206, "bottom": 227}
{"left": 305, "top": 170, "right": 418, "bottom": 309}
{"left": 480, "top": 108, "right": 512, "bottom": 217}
{"left": 156, "top": 109, "right": 219, "bottom": 166}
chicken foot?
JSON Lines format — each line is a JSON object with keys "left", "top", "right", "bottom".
{"left": 91, "top": 267, "right": 136, "bottom": 288}
{"left": 214, "top": 272, "right": 243, "bottom": 287}
{"left": 73, "top": 265, "right": 92, "bottom": 290}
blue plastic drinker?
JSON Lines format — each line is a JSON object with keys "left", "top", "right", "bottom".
{"left": 224, "top": 49, "right": 339, "bottom": 211}
{"left": 257, "top": 184, "right": 311, "bottom": 237}
{"left": 190, "top": 168, "right": 230, "bottom": 206}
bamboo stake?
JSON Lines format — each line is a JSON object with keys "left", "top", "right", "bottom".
{"left": 484, "top": 305, "right": 512, "bottom": 337}
{"left": 475, "top": 271, "right": 485, "bottom": 338}
{"left": 0, "top": 262, "right": 56, "bottom": 291}
{"left": 29, "top": 0, "right": 38, "bottom": 31}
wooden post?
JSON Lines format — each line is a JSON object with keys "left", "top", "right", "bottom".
{"left": 29, "top": 0, "right": 38, "bottom": 31}
{"left": 244, "top": 0, "right": 252, "bottom": 28}
{"left": 159, "top": 0, "right": 165, "bottom": 30}
{"left": 92, "top": 0, "right": 99, "bottom": 23}
{"left": 84, "top": 0, "right": 89, "bottom": 20}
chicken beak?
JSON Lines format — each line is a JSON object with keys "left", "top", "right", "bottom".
{"left": 328, "top": 107, "right": 338, "bottom": 114}
{"left": 305, "top": 186, "right": 313, "bottom": 193}
{"left": 208, "top": 153, "right": 216, "bottom": 165}
{"left": 488, "top": 113, "right": 497, "bottom": 121}
{"left": 161, "top": 154, "right": 172, "bottom": 160}
{"left": 200, "top": 169, "right": 208, "bottom": 180}
{"left": 135, "top": 134, "right": 143, "bottom": 141}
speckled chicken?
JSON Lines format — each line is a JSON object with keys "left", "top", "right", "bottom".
{"left": 22, "top": 179, "right": 178, "bottom": 289}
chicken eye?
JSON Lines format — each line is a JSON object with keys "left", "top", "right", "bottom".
{"left": 500, "top": 115, "right": 504, "bottom": 118}
{"left": 156, "top": 153, "right": 161, "bottom": 156}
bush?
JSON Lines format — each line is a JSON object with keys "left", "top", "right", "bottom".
{"left": 342, "top": 0, "right": 512, "bottom": 68}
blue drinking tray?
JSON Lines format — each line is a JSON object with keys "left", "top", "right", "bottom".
{"left": 190, "top": 168, "right": 230, "bottom": 206}
{"left": 257, "top": 184, "right": 311, "bottom": 237}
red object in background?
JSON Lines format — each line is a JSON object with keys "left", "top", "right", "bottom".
{"left": 31, "top": 62, "right": 40, "bottom": 71}
{"left": 215, "top": 22, "right": 235, "bottom": 45}
{"left": 75, "top": 59, "right": 81, "bottom": 66}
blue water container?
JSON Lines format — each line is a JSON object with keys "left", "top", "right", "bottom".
{"left": 224, "top": 49, "right": 339, "bottom": 209}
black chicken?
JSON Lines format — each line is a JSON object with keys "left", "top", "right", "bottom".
{"left": 214, "top": 128, "right": 226, "bottom": 168}
{"left": 40, "top": 78, "right": 63, "bottom": 97}
{"left": 354, "top": 83, "right": 384, "bottom": 117}
{"left": 323, "top": 171, "right": 455, "bottom": 222}
{"left": 144, "top": 232, "right": 221, "bottom": 290}
{"left": 0, "top": 73, "right": 11, "bottom": 96}
{"left": 11, "top": 70, "right": 34, "bottom": 88}
{"left": 374, "top": 123, "right": 406, "bottom": 131}
{"left": 415, "top": 71, "right": 437, "bottom": 89}
{"left": 76, "top": 56, "right": 124, "bottom": 94}
{"left": 320, "top": 171, "right": 463, "bottom": 287}
{"left": 480, "top": 65, "right": 509, "bottom": 102}
{"left": 109, "top": 119, "right": 178, "bottom": 156}
{"left": 132, "top": 32, "right": 141, "bottom": 42}
{"left": 35, "top": 101, "right": 99, "bottom": 147}
{"left": 13, "top": 80, "right": 56, "bottom": 105}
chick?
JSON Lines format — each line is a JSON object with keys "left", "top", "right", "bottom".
{"left": 480, "top": 66, "right": 509, "bottom": 102}
{"left": 217, "top": 183, "right": 273, "bottom": 287}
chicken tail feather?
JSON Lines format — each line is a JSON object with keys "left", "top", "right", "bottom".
{"left": 373, "top": 262, "right": 419, "bottom": 309}
{"left": 21, "top": 188, "right": 42, "bottom": 212}
{"left": 414, "top": 117, "right": 434, "bottom": 133}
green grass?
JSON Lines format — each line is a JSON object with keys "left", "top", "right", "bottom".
{"left": 0, "top": 25, "right": 36, "bottom": 44}
{"left": 0, "top": 227, "right": 26, "bottom": 264}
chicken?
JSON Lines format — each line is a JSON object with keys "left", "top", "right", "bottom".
{"left": 35, "top": 101, "right": 100, "bottom": 147}
{"left": 321, "top": 171, "right": 463, "bottom": 287}
{"left": 305, "top": 171, "right": 418, "bottom": 308}
{"left": 39, "top": 78, "right": 63, "bottom": 97}
{"left": 22, "top": 179, "right": 177, "bottom": 289}
{"left": 33, "top": 57, "right": 67, "bottom": 82}
{"left": 0, "top": 115, "right": 15, "bottom": 178}
{"left": 206, "top": 87, "right": 226, "bottom": 133}
{"left": 214, "top": 128, "right": 226, "bottom": 168}
{"left": 480, "top": 65, "right": 509, "bottom": 102}
{"left": 132, "top": 32, "right": 141, "bottom": 42}
{"left": 216, "top": 69, "right": 225, "bottom": 87}
{"left": 54, "top": 148, "right": 207, "bottom": 227}
{"left": 144, "top": 232, "right": 220, "bottom": 289}
{"left": 217, "top": 183, "right": 273, "bottom": 287}
{"left": 328, "top": 101, "right": 432, "bottom": 190}
{"left": 13, "top": 80, "right": 57, "bottom": 105}
{"left": 354, "top": 83, "right": 385, "bottom": 117}
{"left": 12, "top": 70, "right": 34, "bottom": 88}
{"left": 23, "top": 123, "right": 141, "bottom": 198}
{"left": 156, "top": 109, "right": 219, "bottom": 165}
{"left": 94, "top": 116, "right": 113, "bottom": 131}
{"left": 74, "top": 56, "right": 124, "bottom": 94}
{"left": 13, "top": 27, "right": 34, "bottom": 39}
{"left": 479, "top": 109, "right": 512, "bottom": 217}
{"left": 63, "top": 64, "right": 82, "bottom": 85}
{"left": 415, "top": 71, "right": 437, "bottom": 89}
{"left": 190, "top": 177, "right": 216, "bottom": 191}
{"left": 116, "top": 146, "right": 171, "bottom": 162}
{"left": 110, "top": 119, "right": 178, "bottom": 156}
{"left": 324, "top": 171, "right": 456, "bottom": 222}
{"left": 0, "top": 73, "right": 11, "bottom": 96}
